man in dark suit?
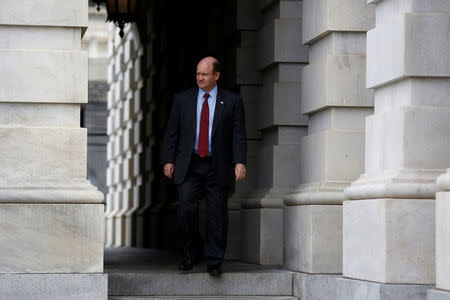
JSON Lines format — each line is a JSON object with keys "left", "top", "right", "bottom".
{"left": 162, "top": 57, "right": 247, "bottom": 275}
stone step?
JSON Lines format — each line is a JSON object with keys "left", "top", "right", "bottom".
{"left": 110, "top": 297, "right": 297, "bottom": 300}
{"left": 108, "top": 270, "right": 293, "bottom": 297}
{"left": 105, "top": 247, "right": 294, "bottom": 297}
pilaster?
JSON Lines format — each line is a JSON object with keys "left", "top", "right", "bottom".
{"left": 225, "top": 0, "right": 262, "bottom": 260}
{"left": 240, "top": 0, "right": 308, "bottom": 265}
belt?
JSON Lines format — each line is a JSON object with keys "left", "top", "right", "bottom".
{"left": 192, "top": 151, "right": 213, "bottom": 160}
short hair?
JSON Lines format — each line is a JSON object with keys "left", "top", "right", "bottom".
{"left": 212, "top": 59, "right": 221, "bottom": 73}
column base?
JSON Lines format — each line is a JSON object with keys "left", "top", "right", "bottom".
{"left": 428, "top": 289, "right": 450, "bottom": 300}
{"left": 0, "top": 204, "right": 104, "bottom": 273}
{"left": 240, "top": 208, "right": 282, "bottom": 265}
{"left": 343, "top": 199, "right": 435, "bottom": 283}
{"left": 337, "top": 277, "right": 432, "bottom": 300}
{"left": 283, "top": 205, "right": 342, "bottom": 273}
{"left": 293, "top": 273, "right": 340, "bottom": 300}
{"left": 0, "top": 273, "right": 107, "bottom": 300}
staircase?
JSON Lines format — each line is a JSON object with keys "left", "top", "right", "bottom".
{"left": 105, "top": 248, "right": 296, "bottom": 300}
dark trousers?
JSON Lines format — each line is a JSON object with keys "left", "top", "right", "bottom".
{"left": 176, "top": 153, "right": 229, "bottom": 266}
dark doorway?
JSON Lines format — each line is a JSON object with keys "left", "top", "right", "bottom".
{"left": 134, "top": 0, "right": 239, "bottom": 251}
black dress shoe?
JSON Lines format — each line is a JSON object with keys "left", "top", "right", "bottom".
{"left": 207, "top": 264, "right": 222, "bottom": 275}
{"left": 178, "top": 258, "right": 198, "bottom": 271}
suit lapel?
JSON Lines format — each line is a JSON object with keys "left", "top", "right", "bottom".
{"left": 191, "top": 87, "right": 199, "bottom": 143}
{"left": 212, "top": 88, "right": 225, "bottom": 138}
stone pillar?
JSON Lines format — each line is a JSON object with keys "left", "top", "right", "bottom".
{"left": 106, "top": 24, "right": 144, "bottom": 247}
{"left": 428, "top": 170, "right": 450, "bottom": 299}
{"left": 338, "top": 2, "right": 450, "bottom": 299}
{"left": 226, "top": 0, "right": 262, "bottom": 260}
{"left": 240, "top": 0, "right": 308, "bottom": 265}
{"left": 283, "top": 1, "right": 374, "bottom": 298}
{"left": 0, "top": 0, "right": 106, "bottom": 298}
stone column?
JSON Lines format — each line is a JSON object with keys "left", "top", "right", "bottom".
{"left": 225, "top": 0, "right": 262, "bottom": 260}
{"left": 240, "top": 0, "right": 308, "bottom": 265}
{"left": 428, "top": 170, "right": 450, "bottom": 299}
{"left": 0, "top": 0, "right": 106, "bottom": 298}
{"left": 338, "top": 2, "right": 450, "bottom": 299}
{"left": 283, "top": 1, "right": 374, "bottom": 298}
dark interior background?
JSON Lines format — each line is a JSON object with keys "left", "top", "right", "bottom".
{"left": 134, "top": 0, "right": 239, "bottom": 251}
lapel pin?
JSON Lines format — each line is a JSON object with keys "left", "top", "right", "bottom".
{"left": 220, "top": 101, "right": 224, "bottom": 104}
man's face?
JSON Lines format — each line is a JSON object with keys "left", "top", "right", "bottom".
{"left": 196, "top": 61, "right": 220, "bottom": 92}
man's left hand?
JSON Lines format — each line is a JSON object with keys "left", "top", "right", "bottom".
{"left": 235, "top": 163, "right": 246, "bottom": 182}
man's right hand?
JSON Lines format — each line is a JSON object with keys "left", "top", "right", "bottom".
{"left": 163, "top": 163, "right": 174, "bottom": 179}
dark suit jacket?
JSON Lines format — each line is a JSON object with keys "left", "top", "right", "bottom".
{"left": 162, "top": 87, "right": 247, "bottom": 187}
